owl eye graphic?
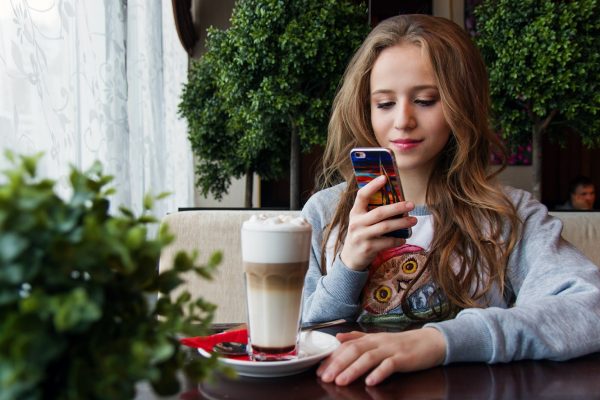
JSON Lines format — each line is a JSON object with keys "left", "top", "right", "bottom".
{"left": 401, "top": 258, "right": 418, "bottom": 274}
{"left": 362, "top": 245, "right": 429, "bottom": 315}
{"left": 374, "top": 285, "right": 392, "bottom": 303}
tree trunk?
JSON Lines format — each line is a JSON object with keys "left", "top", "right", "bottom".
{"left": 290, "top": 124, "right": 301, "bottom": 210}
{"left": 531, "top": 123, "right": 543, "bottom": 201}
{"left": 531, "top": 110, "right": 557, "bottom": 201}
{"left": 245, "top": 171, "right": 253, "bottom": 208}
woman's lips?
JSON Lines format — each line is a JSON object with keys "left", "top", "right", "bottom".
{"left": 391, "top": 139, "right": 423, "bottom": 151}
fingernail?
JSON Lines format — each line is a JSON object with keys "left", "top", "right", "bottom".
{"left": 316, "top": 368, "right": 322, "bottom": 377}
{"left": 405, "top": 201, "right": 414, "bottom": 209}
{"left": 322, "top": 372, "right": 332, "bottom": 382}
{"left": 366, "top": 376, "right": 375, "bottom": 386}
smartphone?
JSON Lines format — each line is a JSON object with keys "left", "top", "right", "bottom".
{"left": 349, "top": 147, "right": 412, "bottom": 239}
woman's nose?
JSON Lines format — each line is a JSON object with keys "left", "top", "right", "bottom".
{"left": 393, "top": 101, "right": 416, "bottom": 130}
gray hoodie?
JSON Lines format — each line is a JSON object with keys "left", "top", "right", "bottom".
{"left": 301, "top": 183, "right": 600, "bottom": 364}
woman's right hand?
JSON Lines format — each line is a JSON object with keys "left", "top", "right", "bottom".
{"left": 340, "top": 175, "right": 417, "bottom": 271}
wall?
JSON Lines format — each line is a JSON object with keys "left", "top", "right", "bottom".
{"left": 496, "top": 166, "right": 534, "bottom": 193}
{"left": 433, "top": 0, "right": 464, "bottom": 27}
{"left": 190, "top": 0, "right": 235, "bottom": 58}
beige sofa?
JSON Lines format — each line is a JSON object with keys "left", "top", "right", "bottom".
{"left": 159, "top": 210, "right": 600, "bottom": 323}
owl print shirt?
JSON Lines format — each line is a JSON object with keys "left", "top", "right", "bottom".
{"left": 355, "top": 209, "right": 451, "bottom": 324}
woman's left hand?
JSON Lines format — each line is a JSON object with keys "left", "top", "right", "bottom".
{"left": 316, "top": 327, "right": 446, "bottom": 386}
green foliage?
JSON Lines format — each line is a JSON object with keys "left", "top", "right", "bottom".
{"left": 0, "top": 152, "right": 222, "bottom": 400}
{"left": 475, "top": 0, "right": 600, "bottom": 146}
{"left": 179, "top": 0, "right": 368, "bottom": 199}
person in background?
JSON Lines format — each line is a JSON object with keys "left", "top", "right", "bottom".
{"left": 557, "top": 176, "right": 596, "bottom": 210}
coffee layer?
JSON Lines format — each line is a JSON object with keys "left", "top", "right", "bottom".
{"left": 244, "top": 261, "right": 308, "bottom": 291}
{"left": 244, "top": 262, "right": 307, "bottom": 349}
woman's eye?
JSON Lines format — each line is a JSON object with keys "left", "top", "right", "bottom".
{"left": 376, "top": 102, "right": 395, "bottom": 109}
{"left": 414, "top": 99, "right": 436, "bottom": 107}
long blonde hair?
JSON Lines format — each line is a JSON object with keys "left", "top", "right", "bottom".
{"left": 319, "top": 14, "right": 520, "bottom": 318}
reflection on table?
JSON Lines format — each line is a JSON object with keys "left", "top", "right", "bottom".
{"left": 137, "top": 322, "right": 600, "bottom": 400}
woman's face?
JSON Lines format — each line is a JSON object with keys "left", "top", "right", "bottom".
{"left": 369, "top": 43, "right": 451, "bottom": 177}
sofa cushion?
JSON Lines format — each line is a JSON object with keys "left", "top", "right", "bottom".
{"left": 549, "top": 211, "right": 600, "bottom": 267}
{"left": 159, "top": 210, "right": 299, "bottom": 323}
{"left": 160, "top": 210, "right": 599, "bottom": 324}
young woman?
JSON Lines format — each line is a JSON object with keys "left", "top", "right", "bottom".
{"left": 301, "top": 14, "right": 600, "bottom": 387}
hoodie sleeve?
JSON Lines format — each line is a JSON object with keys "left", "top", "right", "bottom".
{"left": 425, "top": 188, "right": 600, "bottom": 364}
{"left": 300, "top": 185, "right": 368, "bottom": 323}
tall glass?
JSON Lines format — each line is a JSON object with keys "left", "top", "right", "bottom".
{"left": 241, "top": 214, "right": 311, "bottom": 361}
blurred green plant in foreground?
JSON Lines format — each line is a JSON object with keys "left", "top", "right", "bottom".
{"left": 0, "top": 152, "right": 225, "bottom": 400}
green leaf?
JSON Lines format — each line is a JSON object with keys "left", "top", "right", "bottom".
{"left": 208, "top": 251, "right": 223, "bottom": 268}
{"left": 52, "top": 288, "right": 102, "bottom": 332}
{"left": 0, "top": 233, "right": 28, "bottom": 263}
{"left": 150, "top": 338, "right": 175, "bottom": 364}
{"left": 0, "top": 263, "right": 28, "bottom": 284}
{"left": 143, "top": 193, "right": 154, "bottom": 210}
{"left": 157, "top": 270, "right": 184, "bottom": 294}
{"left": 21, "top": 153, "right": 43, "bottom": 177}
{"left": 125, "top": 226, "right": 147, "bottom": 250}
{"left": 156, "top": 191, "right": 172, "bottom": 200}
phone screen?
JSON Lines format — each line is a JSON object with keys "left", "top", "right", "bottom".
{"left": 350, "top": 148, "right": 411, "bottom": 238}
{"left": 350, "top": 148, "right": 404, "bottom": 209}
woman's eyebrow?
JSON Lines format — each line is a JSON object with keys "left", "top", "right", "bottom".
{"left": 370, "top": 89, "right": 394, "bottom": 95}
{"left": 371, "top": 85, "right": 438, "bottom": 95}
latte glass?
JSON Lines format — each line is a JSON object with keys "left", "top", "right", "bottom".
{"left": 241, "top": 214, "right": 311, "bottom": 361}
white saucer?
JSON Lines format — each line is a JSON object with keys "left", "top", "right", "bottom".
{"left": 197, "top": 330, "right": 340, "bottom": 378}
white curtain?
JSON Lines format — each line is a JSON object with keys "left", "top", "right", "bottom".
{"left": 0, "top": 0, "right": 194, "bottom": 219}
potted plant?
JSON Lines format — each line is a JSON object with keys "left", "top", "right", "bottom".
{"left": 179, "top": 0, "right": 369, "bottom": 209}
{"left": 474, "top": 0, "right": 600, "bottom": 199}
{"left": 0, "top": 152, "right": 222, "bottom": 399}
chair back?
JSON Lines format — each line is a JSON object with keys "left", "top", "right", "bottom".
{"left": 159, "top": 210, "right": 300, "bottom": 323}
{"left": 159, "top": 209, "right": 599, "bottom": 324}
{"left": 550, "top": 211, "right": 600, "bottom": 267}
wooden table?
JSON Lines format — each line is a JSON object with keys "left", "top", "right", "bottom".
{"left": 139, "top": 322, "right": 600, "bottom": 399}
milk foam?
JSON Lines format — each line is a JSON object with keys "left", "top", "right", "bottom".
{"left": 243, "top": 214, "right": 310, "bottom": 229}
{"left": 241, "top": 214, "right": 312, "bottom": 263}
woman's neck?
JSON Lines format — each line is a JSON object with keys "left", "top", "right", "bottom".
{"left": 399, "top": 169, "right": 430, "bottom": 206}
